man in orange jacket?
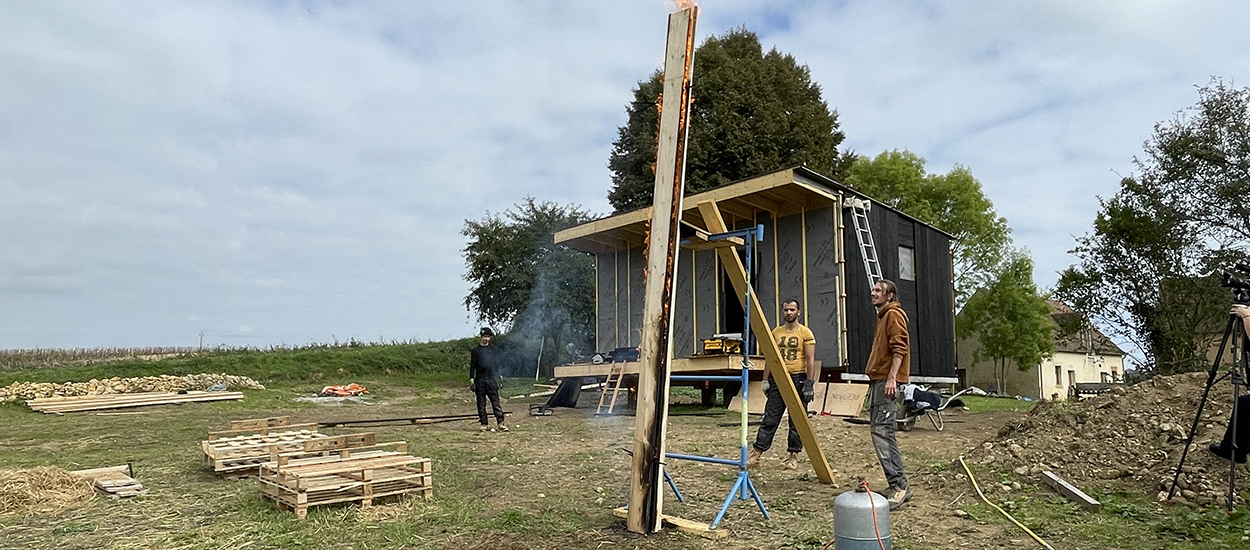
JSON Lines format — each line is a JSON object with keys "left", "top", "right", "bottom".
{"left": 867, "top": 279, "right": 911, "bottom": 509}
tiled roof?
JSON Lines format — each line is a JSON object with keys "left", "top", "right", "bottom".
{"left": 1047, "top": 300, "right": 1125, "bottom": 356}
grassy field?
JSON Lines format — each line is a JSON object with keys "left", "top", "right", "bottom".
{"left": 0, "top": 344, "right": 1247, "bottom": 549}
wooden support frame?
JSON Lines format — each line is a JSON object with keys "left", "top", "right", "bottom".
{"left": 697, "top": 200, "right": 835, "bottom": 484}
{"left": 628, "top": 6, "right": 697, "bottom": 535}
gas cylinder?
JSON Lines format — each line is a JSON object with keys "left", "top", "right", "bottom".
{"left": 833, "top": 485, "right": 891, "bottom": 549}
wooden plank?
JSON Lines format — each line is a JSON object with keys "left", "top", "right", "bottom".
{"left": 208, "top": 423, "right": 319, "bottom": 440}
{"left": 1042, "top": 471, "right": 1101, "bottom": 512}
{"left": 698, "top": 200, "right": 835, "bottom": 484}
{"left": 30, "top": 391, "right": 242, "bottom": 409}
{"left": 28, "top": 392, "right": 179, "bottom": 405}
{"left": 812, "top": 382, "right": 868, "bottom": 417}
{"left": 69, "top": 465, "right": 130, "bottom": 478}
{"left": 555, "top": 354, "right": 766, "bottom": 378}
{"left": 629, "top": 6, "right": 696, "bottom": 535}
{"left": 31, "top": 392, "right": 244, "bottom": 413}
{"left": 612, "top": 507, "right": 728, "bottom": 540}
{"left": 558, "top": 171, "right": 847, "bottom": 257}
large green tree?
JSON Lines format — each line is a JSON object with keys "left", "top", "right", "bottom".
{"left": 1055, "top": 80, "right": 1249, "bottom": 376}
{"left": 845, "top": 150, "right": 1012, "bottom": 306}
{"left": 958, "top": 251, "right": 1054, "bottom": 395}
{"left": 607, "top": 28, "right": 851, "bottom": 212}
{"left": 461, "top": 198, "right": 596, "bottom": 373}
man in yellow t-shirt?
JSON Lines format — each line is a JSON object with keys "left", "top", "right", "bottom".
{"left": 747, "top": 299, "right": 816, "bottom": 470}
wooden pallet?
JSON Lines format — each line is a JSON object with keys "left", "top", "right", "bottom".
{"left": 27, "top": 391, "right": 244, "bottom": 413}
{"left": 207, "top": 422, "right": 321, "bottom": 442}
{"left": 202, "top": 427, "right": 327, "bottom": 474}
{"left": 203, "top": 425, "right": 408, "bottom": 477}
{"left": 70, "top": 465, "right": 148, "bottom": 499}
{"left": 258, "top": 452, "right": 432, "bottom": 519}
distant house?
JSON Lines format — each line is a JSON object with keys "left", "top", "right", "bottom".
{"left": 957, "top": 300, "right": 1125, "bottom": 400}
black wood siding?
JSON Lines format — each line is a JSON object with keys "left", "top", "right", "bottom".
{"left": 843, "top": 205, "right": 955, "bottom": 378}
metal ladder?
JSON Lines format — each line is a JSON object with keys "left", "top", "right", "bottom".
{"left": 596, "top": 362, "right": 626, "bottom": 415}
{"left": 845, "top": 197, "right": 883, "bottom": 290}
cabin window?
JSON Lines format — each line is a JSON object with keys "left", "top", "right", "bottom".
{"left": 1054, "top": 365, "right": 1062, "bottom": 387}
{"left": 898, "top": 246, "right": 915, "bottom": 281}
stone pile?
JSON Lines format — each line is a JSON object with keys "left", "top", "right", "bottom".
{"left": 0, "top": 373, "right": 265, "bottom": 402}
{"left": 966, "top": 372, "right": 1250, "bottom": 508}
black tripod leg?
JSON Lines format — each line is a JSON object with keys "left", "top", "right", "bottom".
{"left": 1225, "top": 343, "right": 1247, "bottom": 511}
{"left": 1168, "top": 315, "right": 1237, "bottom": 502}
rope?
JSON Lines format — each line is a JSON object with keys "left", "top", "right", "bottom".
{"left": 958, "top": 456, "right": 1054, "bottom": 550}
{"left": 863, "top": 480, "right": 888, "bottom": 550}
{"left": 821, "top": 480, "right": 887, "bottom": 550}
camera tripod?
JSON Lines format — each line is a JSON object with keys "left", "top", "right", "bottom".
{"left": 1166, "top": 309, "right": 1248, "bottom": 511}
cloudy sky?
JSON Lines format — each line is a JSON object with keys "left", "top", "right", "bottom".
{"left": 2, "top": 0, "right": 1248, "bottom": 350}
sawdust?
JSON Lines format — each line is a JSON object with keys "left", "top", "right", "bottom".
{"left": 0, "top": 466, "right": 95, "bottom": 516}
{"left": 968, "top": 372, "right": 1250, "bottom": 508}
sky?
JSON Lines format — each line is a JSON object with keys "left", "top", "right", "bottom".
{"left": 2, "top": 0, "right": 1248, "bottom": 350}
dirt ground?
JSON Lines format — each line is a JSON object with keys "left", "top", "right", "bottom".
{"left": 4, "top": 375, "right": 1246, "bottom": 549}
{"left": 440, "top": 391, "right": 1035, "bottom": 549}
{"left": 970, "top": 372, "right": 1250, "bottom": 508}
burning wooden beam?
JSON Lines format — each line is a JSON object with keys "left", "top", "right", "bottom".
{"left": 627, "top": 4, "right": 697, "bottom": 535}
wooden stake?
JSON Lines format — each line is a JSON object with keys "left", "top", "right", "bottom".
{"left": 697, "top": 200, "right": 836, "bottom": 484}
{"left": 1041, "top": 471, "right": 1101, "bottom": 512}
{"left": 628, "top": 6, "right": 697, "bottom": 535}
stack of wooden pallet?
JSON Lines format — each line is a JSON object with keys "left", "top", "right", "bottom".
{"left": 202, "top": 417, "right": 327, "bottom": 477}
{"left": 257, "top": 451, "right": 432, "bottom": 519}
{"left": 202, "top": 416, "right": 407, "bottom": 478}
{"left": 70, "top": 465, "right": 148, "bottom": 499}
{"left": 27, "top": 391, "right": 244, "bottom": 414}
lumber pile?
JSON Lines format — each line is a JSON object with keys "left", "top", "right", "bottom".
{"left": 69, "top": 465, "right": 147, "bottom": 499}
{"left": 202, "top": 417, "right": 407, "bottom": 478}
{"left": 26, "top": 391, "right": 244, "bottom": 413}
{"left": 1, "top": 373, "right": 264, "bottom": 401}
{"left": 258, "top": 451, "right": 432, "bottom": 519}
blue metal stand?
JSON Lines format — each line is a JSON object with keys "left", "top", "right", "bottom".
{"left": 664, "top": 467, "right": 685, "bottom": 502}
{"left": 665, "top": 224, "right": 768, "bottom": 529}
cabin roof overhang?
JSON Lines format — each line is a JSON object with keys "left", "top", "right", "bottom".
{"left": 556, "top": 166, "right": 952, "bottom": 254}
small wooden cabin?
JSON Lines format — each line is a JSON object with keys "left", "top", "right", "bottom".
{"left": 554, "top": 166, "right": 956, "bottom": 381}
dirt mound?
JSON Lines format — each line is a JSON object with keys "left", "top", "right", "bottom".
{"left": 0, "top": 466, "right": 95, "bottom": 515}
{"left": 967, "top": 372, "right": 1250, "bottom": 508}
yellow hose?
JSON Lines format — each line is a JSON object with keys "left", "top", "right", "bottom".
{"left": 958, "top": 456, "right": 1055, "bottom": 550}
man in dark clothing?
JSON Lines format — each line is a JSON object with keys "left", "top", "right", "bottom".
{"left": 1209, "top": 305, "right": 1250, "bottom": 462}
{"left": 470, "top": 327, "right": 507, "bottom": 432}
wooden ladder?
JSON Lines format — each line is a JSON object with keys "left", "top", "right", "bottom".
{"left": 596, "top": 362, "right": 626, "bottom": 415}
{"left": 845, "top": 197, "right": 883, "bottom": 291}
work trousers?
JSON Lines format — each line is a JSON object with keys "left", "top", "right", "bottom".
{"left": 1218, "top": 394, "right": 1250, "bottom": 453}
{"left": 475, "top": 377, "right": 505, "bottom": 426}
{"left": 869, "top": 380, "right": 908, "bottom": 490}
{"left": 753, "top": 373, "right": 808, "bottom": 454}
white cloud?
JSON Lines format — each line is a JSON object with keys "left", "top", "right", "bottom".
{"left": 1, "top": 0, "right": 1248, "bottom": 348}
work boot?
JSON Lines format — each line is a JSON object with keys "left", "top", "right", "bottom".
{"left": 498, "top": 424, "right": 509, "bottom": 432}
{"left": 1208, "top": 442, "right": 1247, "bottom": 463}
{"left": 782, "top": 452, "right": 799, "bottom": 470}
{"left": 886, "top": 485, "right": 911, "bottom": 510}
{"left": 746, "top": 447, "right": 763, "bottom": 469}
{"left": 479, "top": 425, "right": 490, "bottom": 433}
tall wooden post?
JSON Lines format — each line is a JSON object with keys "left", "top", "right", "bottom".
{"left": 627, "top": 6, "right": 697, "bottom": 535}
